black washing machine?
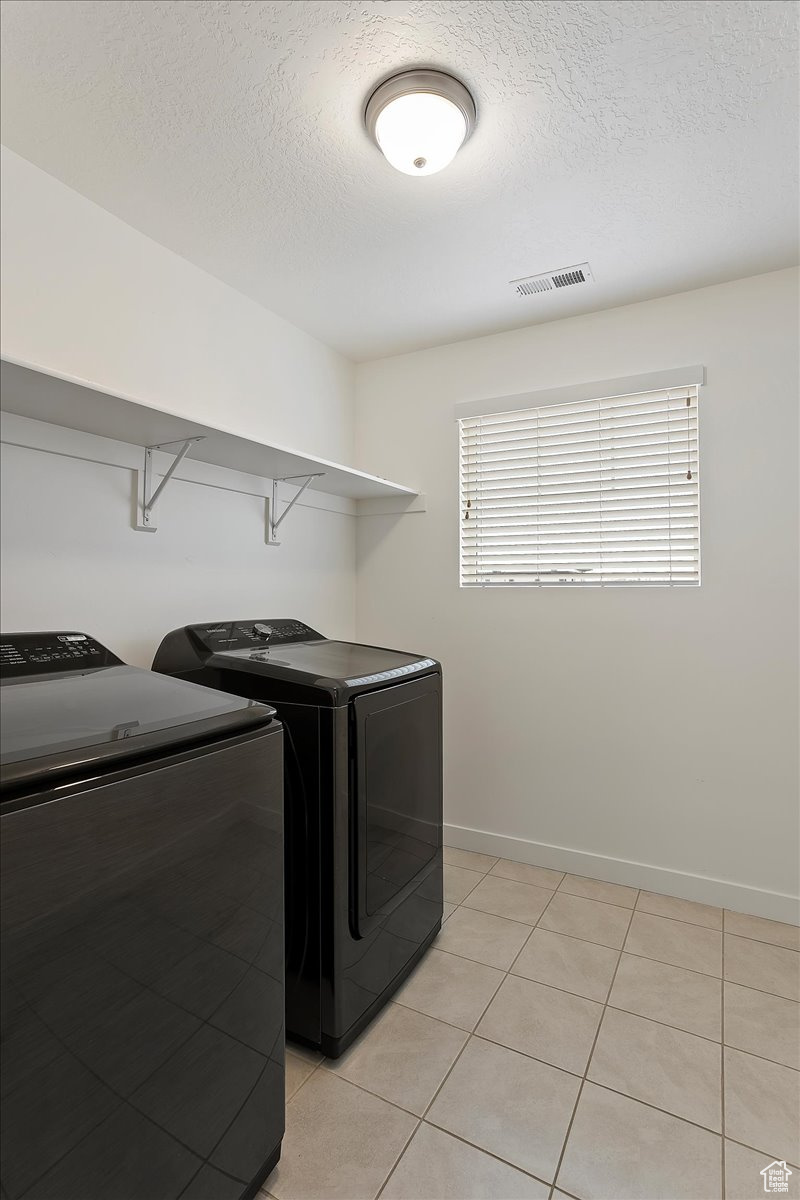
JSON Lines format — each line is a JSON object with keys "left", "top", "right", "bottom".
{"left": 153, "top": 620, "right": 443, "bottom": 1057}
{"left": 0, "top": 631, "right": 285, "bottom": 1200}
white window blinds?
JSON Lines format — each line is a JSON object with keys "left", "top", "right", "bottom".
{"left": 459, "top": 386, "right": 700, "bottom": 587}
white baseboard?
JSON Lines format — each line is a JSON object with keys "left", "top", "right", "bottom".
{"left": 444, "top": 823, "right": 800, "bottom": 925}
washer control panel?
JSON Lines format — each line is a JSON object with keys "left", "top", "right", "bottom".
{"left": 0, "top": 632, "right": 121, "bottom": 677}
{"left": 191, "top": 619, "right": 324, "bottom": 651}
{"left": 345, "top": 659, "right": 437, "bottom": 687}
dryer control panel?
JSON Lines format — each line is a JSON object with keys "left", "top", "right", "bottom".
{"left": 0, "top": 632, "right": 122, "bottom": 678}
{"left": 190, "top": 619, "right": 324, "bottom": 652}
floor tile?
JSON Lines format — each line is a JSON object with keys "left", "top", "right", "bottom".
{"left": 436, "top": 906, "right": 532, "bottom": 970}
{"left": 626, "top": 911, "right": 722, "bottom": 976}
{"left": 285, "top": 1049, "right": 317, "bottom": 1100}
{"left": 393, "top": 947, "right": 504, "bottom": 1031}
{"left": 609, "top": 953, "right": 722, "bottom": 1040}
{"left": 427, "top": 1035, "right": 580, "bottom": 1181}
{"left": 588, "top": 1007, "right": 722, "bottom": 1131}
{"left": 724, "top": 1140, "right": 800, "bottom": 1199}
{"left": 724, "top": 911, "right": 800, "bottom": 952}
{"left": 557, "top": 1082, "right": 721, "bottom": 1200}
{"left": 476, "top": 973, "right": 602, "bottom": 1075}
{"left": 724, "top": 983, "right": 800, "bottom": 1070}
{"left": 444, "top": 864, "right": 484, "bottom": 904}
{"left": 539, "top": 892, "right": 631, "bottom": 949}
{"left": 490, "top": 859, "right": 565, "bottom": 890}
{"left": 286, "top": 1042, "right": 324, "bottom": 1067}
{"left": 270, "top": 1071, "right": 416, "bottom": 1200}
{"left": 512, "top": 928, "right": 619, "bottom": 1002}
{"left": 461, "top": 875, "right": 553, "bottom": 925}
{"left": 381, "top": 1122, "right": 548, "bottom": 1199}
{"left": 324, "top": 1003, "right": 466, "bottom": 1115}
{"left": 724, "top": 935, "right": 800, "bottom": 1001}
{"left": 638, "top": 891, "right": 723, "bottom": 930}
{"left": 724, "top": 1047, "right": 800, "bottom": 1164}
{"left": 442, "top": 902, "right": 456, "bottom": 922}
{"left": 443, "top": 847, "right": 498, "bottom": 873}
{"left": 559, "top": 874, "right": 638, "bottom": 909}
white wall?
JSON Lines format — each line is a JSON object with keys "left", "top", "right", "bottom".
{"left": 0, "top": 423, "right": 355, "bottom": 667}
{"left": 1, "top": 148, "right": 357, "bottom": 663}
{"left": 1, "top": 148, "right": 354, "bottom": 462}
{"left": 355, "top": 269, "right": 800, "bottom": 921}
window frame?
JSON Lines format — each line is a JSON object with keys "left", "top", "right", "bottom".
{"left": 457, "top": 372, "right": 703, "bottom": 590}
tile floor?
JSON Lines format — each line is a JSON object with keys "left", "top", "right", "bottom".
{"left": 263, "top": 849, "right": 800, "bottom": 1200}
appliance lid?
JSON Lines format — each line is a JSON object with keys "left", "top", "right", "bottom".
{"left": 0, "top": 664, "right": 276, "bottom": 789}
{"left": 214, "top": 640, "right": 437, "bottom": 686}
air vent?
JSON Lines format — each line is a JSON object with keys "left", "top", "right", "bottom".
{"left": 511, "top": 262, "right": 594, "bottom": 297}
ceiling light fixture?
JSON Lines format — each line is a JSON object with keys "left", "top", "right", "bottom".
{"left": 365, "top": 69, "right": 476, "bottom": 177}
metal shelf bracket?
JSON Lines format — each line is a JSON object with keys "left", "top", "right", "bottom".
{"left": 266, "top": 473, "right": 325, "bottom": 545}
{"left": 134, "top": 437, "right": 206, "bottom": 532}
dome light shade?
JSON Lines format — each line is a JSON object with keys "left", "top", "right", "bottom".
{"left": 365, "top": 69, "right": 476, "bottom": 177}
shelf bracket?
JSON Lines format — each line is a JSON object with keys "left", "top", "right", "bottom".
{"left": 266, "top": 473, "right": 325, "bottom": 545}
{"left": 134, "top": 437, "right": 206, "bottom": 532}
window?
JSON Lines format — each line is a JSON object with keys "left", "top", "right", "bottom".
{"left": 459, "top": 385, "right": 699, "bottom": 587}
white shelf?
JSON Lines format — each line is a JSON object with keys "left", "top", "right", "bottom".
{"left": 0, "top": 357, "right": 418, "bottom": 502}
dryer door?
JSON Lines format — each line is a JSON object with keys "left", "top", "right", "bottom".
{"left": 351, "top": 674, "right": 442, "bottom": 938}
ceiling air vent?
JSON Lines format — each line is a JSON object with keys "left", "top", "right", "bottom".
{"left": 511, "top": 263, "right": 594, "bottom": 297}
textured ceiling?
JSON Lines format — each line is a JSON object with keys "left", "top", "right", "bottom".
{"left": 1, "top": 0, "right": 797, "bottom": 360}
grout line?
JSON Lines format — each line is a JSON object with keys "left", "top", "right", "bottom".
{"left": 721, "top": 931, "right": 726, "bottom": 1199}
{"left": 285, "top": 1054, "right": 323, "bottom": 1102}
{"left": 374, "top": 934, "right": 511, "bottom": 1200}
{"left": 557, "top": 888, "right": 638, "bottom": 911}
{"left": 443, "top": 852, "right": 499, "bottom": 871}
{"left": 443, "top": 861, "right": 489, "bottom": 906}
{"left": 390, "top": 994, "right": 476, "bottom": 1035}
{"left": 460, "top": 879, "right": 558, "bottom": 907}
{"left": 724, "top": 907, "right": 800, "bottom": 935}
{"left": 724, "top": 929, "right": 800, "bottom": 955}
{"left": 374, "top": 1116, "right": 421, "bottom": 1200}
{"left": 452, "top": 858, "right": 800, "bottom": 948}
{"left": 636, "top": 906, "right": 723, "bottom": 932}
{"left": 376, "top": 885, "right": 569, "bottom": 1198}
{"left": 421, "top": 1115, "right": 553, "bottom": 1188}
{"left": 443, "top": 849, "right": 800, "bottom": 940}
{"left": 505, "top": 882, "right": 565, "bottom": 975}
{"left": 440, "top": 907, "right": 537, "bottom": 935}
{"left": 616, "top": 945, "right": 721, "bottom": 981}
{"left": 641, "top": 907, "right": 800, "bottom": 950}
{"left": 382, "top": 917, "right": 794, "bottom": 1079}
{"left": 586, "top": 1079, "right": 724, "bottom": 1139}
{"left": 288, "top": 862, "right": 798, "bottom": 1198}
{"left": 721, "top": 975, "right": 800, "bottom": 1002}
{"left": 492, "top": 866, "right": 565, "bottom": 888}
{"left": 724, "top": 1136, "right": 800, "bottom": 1171}
{"left": 316, "top": 1060, "right": 421, "bottom": 1118}
{"left": 550, "top": 892, "right": 639, "bottom": 1194}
